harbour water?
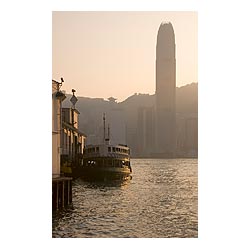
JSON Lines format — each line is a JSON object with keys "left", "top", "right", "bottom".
{"left": 52, "top": 158, "right": 198, "bottom": 238}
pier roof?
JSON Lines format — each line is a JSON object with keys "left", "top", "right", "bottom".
{"left": 62, "top": 121, "right": 87, "bottom": 137}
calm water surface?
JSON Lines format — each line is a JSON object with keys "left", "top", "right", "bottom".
{"left": 52, "top": 158, "right": 198, "bottom": 238}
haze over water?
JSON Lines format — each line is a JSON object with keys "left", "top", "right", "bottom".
{"left": 52, "top": 158, "right": 198, "bottom": 238}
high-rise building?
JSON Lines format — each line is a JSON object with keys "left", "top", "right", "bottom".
{"left": 137, "top": 106, "right": 155, "bottom": 157}
{"left": 155, "top": 22, "right": 176, "bottom": 157}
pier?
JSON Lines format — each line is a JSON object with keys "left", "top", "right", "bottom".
{"left": 52, "top": 79, "right": 85, "bottom": 211}
{"left": 52, "top": 176, "right": 72, "bottom": 210}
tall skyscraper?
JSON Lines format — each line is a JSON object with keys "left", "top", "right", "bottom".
{"left": 155, "top": 22, "right": 176, "bottom": 156}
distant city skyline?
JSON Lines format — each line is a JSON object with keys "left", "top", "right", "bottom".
{"left": 53, "top": 11, "right": 197, "bottom": 101}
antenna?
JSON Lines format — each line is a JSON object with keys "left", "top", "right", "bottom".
{"left": 108, "top": 124, "right": 110, "bottom": 141}
{"left": 103, "top": 113, "right": 106, "bottom": 143}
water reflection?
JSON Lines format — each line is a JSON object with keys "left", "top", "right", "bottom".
{"left": 75, "top": 175, "right": 132, "bottom": 189}
{"left": 52, "top": 159, "right": 198, "bottom": 238}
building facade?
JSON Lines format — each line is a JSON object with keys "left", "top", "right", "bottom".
{"left": 61, "top": 107, "right": 86, "bottom": 172}
{"left": 176, "top": 113, "right": 198, "bottom": 157}
{"left": 155, "top": 22, "right": 176, "bottom": 157}
{"left": 52, "top": 80, "right": 66, "bottom": 177}
{"left": 137, "top": 106, "right": 155, "bottom": 157}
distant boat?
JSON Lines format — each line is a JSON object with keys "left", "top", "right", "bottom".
{"left": 75, "top": 114, "right": 132, "bottom": 180}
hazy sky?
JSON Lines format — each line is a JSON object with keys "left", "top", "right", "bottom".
{"left": 53, "top": 11, "right": 197, "bottom": 101}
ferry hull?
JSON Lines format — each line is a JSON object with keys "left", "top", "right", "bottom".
{"left": 74, "top": 166, "right": 131, "bottom": 180}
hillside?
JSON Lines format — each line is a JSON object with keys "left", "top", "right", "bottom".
{"left": 62, "top": 82, "right": 198, "bottom": 136}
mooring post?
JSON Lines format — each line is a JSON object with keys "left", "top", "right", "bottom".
{"left": 69, "top": 180, "right": 72, "bottom": 203}
{"left": 56, "top": 181, "right": 59, "bottom": 210}
{"left": 67, "top": 180, "right": 70, "bottom": 205}
{"left": 62, "top": 180, "right": 65, "bottom": 208}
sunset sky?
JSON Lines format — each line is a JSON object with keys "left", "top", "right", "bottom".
{"left": 53, "top": 11, "right": 197, "bottom": 101}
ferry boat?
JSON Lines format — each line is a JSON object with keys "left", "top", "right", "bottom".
{"left": 78, "top": 114, "right": 132, "bottom": 180}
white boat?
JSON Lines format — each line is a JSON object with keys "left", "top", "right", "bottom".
{"left": 77, "top": 114, "right": 132, "bottom": 180}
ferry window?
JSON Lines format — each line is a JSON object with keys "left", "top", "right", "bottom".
{"left": 108, "top": 147, "right": 111, "bottom": 152}
{"left": 96, "top": 147, "right": 99, "bottom": 152}
{"left": 112, "top": 147, "right": 115, "bottom": 152}
{"left": 89, "top": 148, "right": 95, "bottom": 153}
